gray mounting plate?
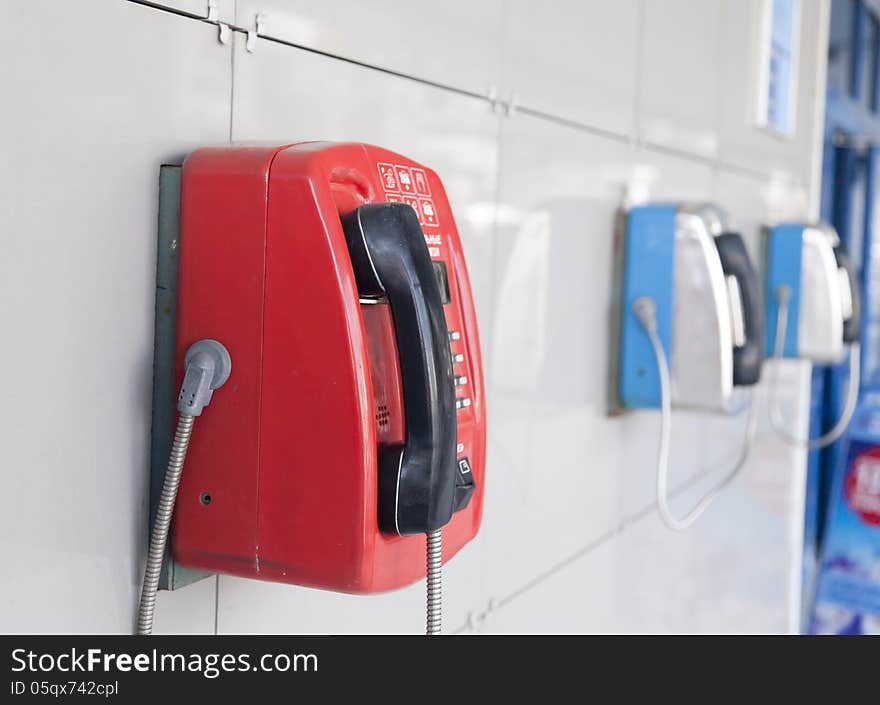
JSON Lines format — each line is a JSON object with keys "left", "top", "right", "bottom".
{"left": 150, "top": 165, "right": 213, "bottom": 591}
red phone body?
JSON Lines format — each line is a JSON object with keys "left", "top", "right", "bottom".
{"left": 171, "top": 143, "right": 485, "bottom": 593}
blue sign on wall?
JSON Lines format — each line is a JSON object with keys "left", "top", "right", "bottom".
{"left": 811, "top": 397, "right": 880, "bottom": 634}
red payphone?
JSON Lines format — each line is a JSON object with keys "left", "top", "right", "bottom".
{"left": 156, "top": 143, "right": 484, "bottom": 625}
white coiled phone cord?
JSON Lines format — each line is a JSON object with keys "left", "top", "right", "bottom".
{"left": 769, "top": 286, "right": 860, "bottom": 449}
{"left": 633, "top": 297, "right": 758, "bottom": 531}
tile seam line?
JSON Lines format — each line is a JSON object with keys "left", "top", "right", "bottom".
{"left": 124, "top": 0, "right": 485, "bottom": 101}
{"left": 515, "top": 108, "right": 797, "bottom": 183}
{"left": 227, "top": 0, "right": 236, "bottom": 143}
{"left": 124, "top": 0, "right": 790, "bottom": 182}
{"left": 125, "top": 0, "right": 805, "bottom": 633}
{"left": 215, "top": 0, "right": 236, "bottom": 633}
{"left": 450, "top": 467, "right": 733, "bottom": 634}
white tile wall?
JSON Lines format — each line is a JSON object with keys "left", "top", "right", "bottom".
{"left": 0, "top": 0, "right": 830, "bottom": 634}
{"left": 146, "top": 0, "right": 235, "bottom": 22}
{"left": 500, "top": 0, "right": 640, "bottom": 136}
{"left": 482, "top": 114, "right": 632, "bottom": 604}
{"left": 152, "top": 577, "right": 217, "bottom": 635}
{"left": 0, "top": 0, "right": 231, "bottom": 633}
{"left": 638, "top": 0, "right": 724, "bottom": 159}
{"left": 716, "top": 0, "right": 830, "bottom": 181}
{"left": 234, "top": 0, "right": 505, "bottom": 96}
{"left": 478, "top": 539, "right": 618, "bottom": 634}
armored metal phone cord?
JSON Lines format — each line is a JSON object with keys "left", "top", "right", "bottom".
{"left": 769, "top": 286, "right": 860, "bottom": 449}
{"left": 633, "top": 297, "right": 758, "bottom": 531}
{"left": 426, "top": 529, "right": 442, "bottom": 635}
{"left": 137, "top": 413, "right": 195, "bottom": 635}
{"left": 137, "top": 340, "right": 231, "bottom": 635}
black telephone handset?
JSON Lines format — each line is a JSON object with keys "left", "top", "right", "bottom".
{"left": 342, "top": 203, "right": 457, "bottom": 536}
{"left": 834, "top": 244, "right": 861, "bottom": 344}
{"left": 715, "top": 232, "right": 764, "bottom": 386}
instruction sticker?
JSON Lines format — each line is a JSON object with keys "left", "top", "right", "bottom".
{"left": 377, "top": 163, "right": 398, "bottom": 192}
{"left": 419, "top": 199, "right": 438, "bottom": 227}
{"left": 395, "top": 166, "right": 415, "bottom": 194}
{"left": 412, "top": 168, "right": 431, "bottom": 196}
{"left": 377, "top": 163, "right": 440, "bottom": 228}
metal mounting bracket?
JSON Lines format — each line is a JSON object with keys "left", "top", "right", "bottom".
{"left": 150, "top": 165, "right": 213, "bottom": 591}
